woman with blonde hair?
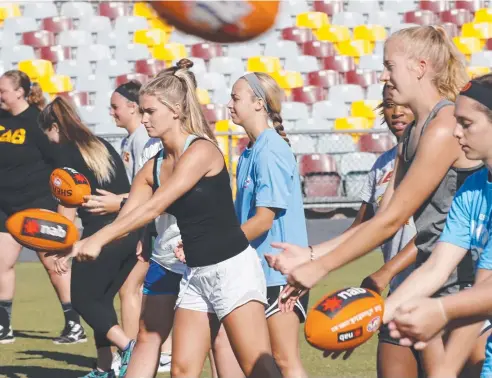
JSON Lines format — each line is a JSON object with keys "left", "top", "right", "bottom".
{"left": 269, "top": 26, "right": 488, "bottom": 376}
{"left": 0, "top": 70, "right": 85, "bottom": 345}
{"left": 40, "top": 96, "right": 139, "bottom": 378}
{"left": 59, "top": 59, "right": 281, "bottom": 378}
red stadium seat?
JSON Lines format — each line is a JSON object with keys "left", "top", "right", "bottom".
{"left": 307, "top": 70, "right": 342, "bottom": 88}
{"left": 301, "top": 40, "right": 335, "bottom": 58}
{"left": 135, "top": 59, "right": 168, "bottom": 76}
{"left": 439, "top": 9, "right": 473, "bottom": 26}
{"left": 313, "top": 0, "right": 344, "bottom": 16}
{"left": 455, "top": 0, "right": 484, "bottom": 12}
{"left": 345, "top": 69, "right": 379, "bottom": 88}
{"left": 322, "top": 56, "right": 356, "bottom": 73}
{"left": 358, "top": 133, "right": 396, "bottom": 153}
{"left": 291, "top": 86, "right": 325, "bottom": 105}
{"left": 115, "top": 73, "right": 149, "bottom": 87}
{"left": 281, "top": 27, "right": 315, "bottom": 44}
{"left": 98, "top": 2, "right": 132, "bottom": 19}
{"left": 404, "top": 10, "right": 439, "bottom": 25}
{"left": 439, "top": 22, "right": 459, "bottom": 38}
{"left": 57, "top": 91, "right": 90, "bottom": 107}
{"left": 300, "top": 154, "right": 340, "bottom": 198}
{"left": 236, "top": 136, "right": 250, "bottom": 155}
{"left": 419, "top": 0, "right": 449, "bottom": 12}
{"left": 190, "top": 43, "right": 223, "bottom": 61}
{"left": 41, "top": 16, "right": 74, "bottom": 33}
{"left": 38, "top": 45, "right": 73, "bottom": 63}
{"left": 486, "top": 38, "right": 492, "bottom": 50}
{"left": 202, "top": 103, "right": 229, "bottom": 124}
{"left": 22, "top": 31, "right": 55, "bottom": 48}
{"left": 299, "top": 154, "right": 338, "bottom": 176}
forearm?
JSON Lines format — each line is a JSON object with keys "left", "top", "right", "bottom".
{"left": 57, "top": 204, "right": 77, "bottom": 222}
{"left": 378, "top": 237, "right": 417, "bottom": 278}
{"left": 312, "top": 223, "right": 365, "bottom": 259}
{"left": 315, "top": 212, "right": 402, "bottom": 273}
{"left": 241, "top": 217, "right": 272, "bottom": 242}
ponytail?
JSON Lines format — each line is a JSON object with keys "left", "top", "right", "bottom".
{"left": 140, "top": 58, "right": 217, "bottom": 144}
{"left": 2, "top": 70, "right": 47, "bottom": 110}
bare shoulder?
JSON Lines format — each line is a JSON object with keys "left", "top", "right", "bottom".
{"left": 423, "top": 106, "right": 458, "bottom": 140}
{"left": 181, "top": 138, "right": 223, "bottom": 165}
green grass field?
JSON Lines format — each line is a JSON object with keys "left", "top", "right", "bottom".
{"left": 0, "top": 252, "right": 383, "bottom": 378}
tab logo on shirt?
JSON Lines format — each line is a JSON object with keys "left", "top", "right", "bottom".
{"left": 0, "top": 125, "right": 26, "bottom": 145}
{"left": 243, "top": 177, "right": 252, "bottom": 189}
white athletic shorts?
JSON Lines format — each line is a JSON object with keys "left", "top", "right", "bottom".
{"left": 175, "top": 246, "right": 267, "bottom": 321}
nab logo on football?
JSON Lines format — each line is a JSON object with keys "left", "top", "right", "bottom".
{"left": 21, "top": 217, "right": 68, "bottom": 243}
{"left": 338, "top": 327, "right": 363, "bottom": 343}
{"left": 63, "top": 167, "right": 89, "bottom": 185}
{"left": 316, "top": 288, "right": 374, "bottom": 318}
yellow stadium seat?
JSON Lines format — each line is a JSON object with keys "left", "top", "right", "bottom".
{"left": 0, "top": 3, "right": 21, "bottom": 18}
{"left": 336, "top": 40, "right": 373, "bottom": 63}
{"left": 453, "top": 36, "right": 483, "bottom": 58}
{"left": 314, "top": 25, "right": 351, "bottom": 43}
{"left": 134, "top": 29, "right": 170, "bottom": 46}
{"left": 133, "top": 2, "right": 158, "bottom": 19}
{"left": 39, "top": 75, "right": 73, "bottom": 94}
{"left": 18, "top": 60, "right": 55, "bottom": 82}
{"left": 151, "top": 43, "right": 187, "bottom": 61}
{"left": 474, "top": 8, "right": 492, "bottom": 23}
{"left": 196, "top": 88, "right": 211, "bottom": 105}
{"left": 148, "top": 17, "right": 174, "bottom": 32}
{"left": 353, "top": 25, "right": 387, "bottom": 43}
{"left": 247, "top": 56, "right": 282, "bottom": 73}
{"left": 295, "top": 12, "right": 330, "bottom": 30}
{"left": 467, "top": 66, "right": 491, "bottom": 78}
{"left": 351, "top": 100, "right": 381, "bottom": 120}
{"left": 462, "top": 22, "right": 492, "bottom": 41}
{"left": 334, "top": 116, "right": 372, "bottom": 142}
{"left": 271, "top": 70, "right": 304, "bottom": 90}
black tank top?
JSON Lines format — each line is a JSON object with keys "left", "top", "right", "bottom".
{"left": 152, "top": 136, "right": 249, "bottom": 267}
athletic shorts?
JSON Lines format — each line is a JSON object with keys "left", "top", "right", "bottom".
{"left": 143, "top": 260, "right": 182, "bottom": 296}
{"left": 176, "top": 245, "right": 267, "bottom": 321}
{"left": 0, "top": 195, "right": 58, "bottom": 233}
{"left": 265, "top": 285, "right": 309, "bottom": 323}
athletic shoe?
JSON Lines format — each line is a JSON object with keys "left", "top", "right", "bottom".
{"left": 111, "top": 351, "right": 122, "bottom": 375}
{"left": 79, "top": 368, "right": 116, "bottom": 378}
{"left": 158, "top": 353, "right": 172, "bottom": 373}
{"left": 53, "top": 321, "right": 87, "bottom": 345}
{"left": 118, "top": 339, "right": 136, "bottom": 378}
{"left": 0, "top": 324, "right": 14, "bottom": 344}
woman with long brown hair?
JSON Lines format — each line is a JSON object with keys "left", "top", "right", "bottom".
{"left": 39, "top": 96, "right": 139, "bottom": 378}
{"left": 0, "top": 70, "right": 85, "bottom": 345}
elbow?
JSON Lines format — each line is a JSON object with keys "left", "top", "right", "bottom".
{"left": 377, "top": 210, "right": 407, "bottom": 238}
{"left": 259, "top": 218, "right": 274, "bottom": 236}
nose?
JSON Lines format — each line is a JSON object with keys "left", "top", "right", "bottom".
{"left": 227, "top": 98, "right": 233, "bottom": 109}
{"left": 380, "top": 67, "right": 390, "bottom": 83}
{"left": 453, "top": 123, "right": 463, "bottom": 139}
{"left": 392, "top": 104, "right": 404, "bottom": 117}
{"left": 141, "top": 112, "right": 149, "bottom": 125}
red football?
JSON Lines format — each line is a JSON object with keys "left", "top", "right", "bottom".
{"left": 305, "top": 287, "right": 384, "bottom": 352}
{"left": 50, "top": 167, "right": 91, "bottom": 206}
{"left": 6, "top": 208, "right": 79, "bottom": 251}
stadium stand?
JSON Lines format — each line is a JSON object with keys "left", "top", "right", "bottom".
{"left": 1, "top": 0, "right": 482, "bottom": 208}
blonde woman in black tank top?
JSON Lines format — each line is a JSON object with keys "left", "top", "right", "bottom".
{"left": 269, "top": 26, "right": 486, "bottom": 377}
{"left": 56, "top": 59, "right": 282, "bottom": 378}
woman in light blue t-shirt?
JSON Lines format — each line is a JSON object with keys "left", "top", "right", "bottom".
{"left": 211, "top": 72, "right": 309, "bottom": 378}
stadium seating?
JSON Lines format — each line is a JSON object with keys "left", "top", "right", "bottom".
{"left": 6, "top": 0, "right": 492, "bottom": 203}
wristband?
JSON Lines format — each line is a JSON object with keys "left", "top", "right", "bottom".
{"left": 309, "top": 245, "right": 315, "bottom": 261}
{"left": 437, "top": 298, "right": 448, "bottom": 323}
{"left": 120, "top": 198, "right": 127, "bottom": 210}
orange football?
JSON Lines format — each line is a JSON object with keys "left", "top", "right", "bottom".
{"left": 6, "top": 208, "right": 79, "bottom": 251}
{"left": 305, "top": 287, "right": 384, "bottom": 352}
{"left": 50, "top": 167, "right": 91, "bottom": 206}
{"left": 150, "top": 1, "right": 279, "bottom": 43}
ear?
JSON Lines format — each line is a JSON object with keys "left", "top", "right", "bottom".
{"left": 254, "top": 98, "right": 264, "bottom": 112}
{"left": 128, "top": 101, "right": 138, "bottom": 114}
{"left": 51, "top": 123, "right": 59, "bottom": 132}
{"left": 172, "top": 103, "right": 181, "bottom": 119}
{"left": 416, "top": 58, "right": 427, "bottom": 80}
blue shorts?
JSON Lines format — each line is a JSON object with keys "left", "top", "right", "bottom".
{"left": 143, "top": 260, "right": 182, "bottom": 296}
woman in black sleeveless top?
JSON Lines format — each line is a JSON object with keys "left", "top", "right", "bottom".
{"left": 68, "top": 59, "right": 281, "bottom": 378}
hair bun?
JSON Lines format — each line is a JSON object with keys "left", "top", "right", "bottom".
{"left": 176, "top": 58, "right": 194, "bottom": 70}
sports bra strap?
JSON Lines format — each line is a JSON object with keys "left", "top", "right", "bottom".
{"left": 420, "top": 99, "right": 454, "bottom": 136}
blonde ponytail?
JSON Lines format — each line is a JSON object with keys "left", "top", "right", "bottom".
{"left": 140, "top": 59, "right": 217, "bottom": 144}
{"left": 387, "top": 25, "right": 469, "bottom": 101}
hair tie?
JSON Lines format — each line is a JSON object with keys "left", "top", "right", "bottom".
{"left": 243, "top": 73, "right": 270, "bottom": 112}
{"left": 115, "top": 86, "right": 138, "bottom": 103}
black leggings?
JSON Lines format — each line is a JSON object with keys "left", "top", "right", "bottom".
{"left": 71, "top": 231, "right": 138, "bottom": 348}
